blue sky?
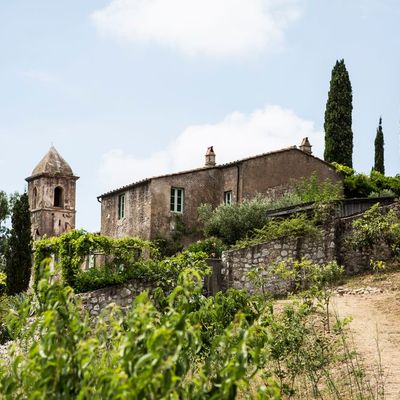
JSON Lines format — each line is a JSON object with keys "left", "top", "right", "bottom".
{"left": 1, "top": 0, "right": 399, "bottom": 231}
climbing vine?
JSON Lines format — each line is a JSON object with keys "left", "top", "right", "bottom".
{"left": 33, "top": 230, "right": 157, "bottom": 289}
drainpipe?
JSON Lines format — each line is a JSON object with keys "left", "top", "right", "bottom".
{"left": 236, "top": 163, "right": 240, "bottom": 203}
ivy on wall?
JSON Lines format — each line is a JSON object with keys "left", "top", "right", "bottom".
{"left": 33, "top": 230, "right": 158, "bottom": 290}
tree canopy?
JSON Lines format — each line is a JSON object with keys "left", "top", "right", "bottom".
{"left": 374, "top": 117, "right": 385, "bottom": 174}
{"left": 324, "top": 59, "right": 353, "bottom": 167}
{"left": 6, "top": 193, "right": 32, "bottom": 295}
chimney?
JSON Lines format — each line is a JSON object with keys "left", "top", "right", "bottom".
{"left": 205, "top": 146, "right": 216, "bottom": 167}
{"left": 300, "top": 137, "right": 312, "bottom": 155}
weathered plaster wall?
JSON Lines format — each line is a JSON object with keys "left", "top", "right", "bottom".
{"left": 238, "top": 149, "right": 341, "bottom": 200}
{"left": 149, "top": 168, "right": 221, "bottom": 241}
{"left": 99, "top": 148, "right": 341, "bottom": 242}
{"left": 27, "top": 176, "right": 77, "bottom": 239}
{"left": 100, "top": 182, "right": 152, "bottom": 239}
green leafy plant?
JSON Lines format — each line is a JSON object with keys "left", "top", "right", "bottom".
{"left": 186, "top": 237, "right": 227, "bottom": 258}
{"left": 198, "top": 175, "right": 340, "bottom": 245}
{"left": 332, "top": 162, "right": 400, "bottom": 199}
{"left": 33, "top": 230, "right": 157, "bottom": 290}
{"left": 0, "top": 260, "right": 281, "bottom": 399}
{"left": 74, "top": 251, "right": 209, "bottom": 294}
{"left": 347, "top": 203, "right": 399, "bottom": 252}
{"left": 235, "top": 214, "right": 321, "bottom": 249}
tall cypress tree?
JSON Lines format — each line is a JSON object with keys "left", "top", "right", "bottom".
{"left": 374, "top": 117, "right": 385, "bottom": 174}
{"left": 6, "top": 193, "right": 32, "bottom": 295}
{"left": 324, "top": 59, "right": 353, "bottom": 167}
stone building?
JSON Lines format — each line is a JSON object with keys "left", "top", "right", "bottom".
{"left": 26, "top": 146, "right": 78, "bottom": 240}
{"left": 98, "top": 139, "right": 342, "bottom": 241}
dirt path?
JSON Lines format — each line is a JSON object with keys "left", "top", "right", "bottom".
{"left": 333, "top": 291, "right": 400, "bottom": 399}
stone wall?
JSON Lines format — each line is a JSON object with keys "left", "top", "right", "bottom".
{"left": 221, "top": 202, "right": 400, "bottom": 295}
{"left": 78, "top": 279, "right": 155, "bottom": 317}
{"left": 221, "top": 228, "right": 335, "bottom": 295}
{"left": 334, "top": 203, "right": 400, "bottom": 274}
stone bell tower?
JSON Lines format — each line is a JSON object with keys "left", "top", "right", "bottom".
{"left": 26, "top": 146, "right": 79, "bottom": 241}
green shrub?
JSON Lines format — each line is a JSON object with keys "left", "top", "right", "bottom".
{"left": 332, "top": 162, "right": 400, "bottom": 198}
{"left": 235, "top": 214, "right": 321, "bottom": 249}
{"left": 198, "top": 197, "right": 273, "bottom": 245}
{"left": 186, "top": 237, "right": 227, "bottom": 258}
{"left": 74, "top": 251, "right": 209, "bottom": 294}
{"left": 347, "top": 203, "right": 398, "bottom": 250}
{"left": 34, "top": 230, "right": 157, "bottom": 289}
{"left": 0, "top": 272, "right": 6, "bottom": 295}
{"left": 199, "top": 175, "right": 341, "bottom": 245}
{"left": 0, "top": 262, "right": 279, "bottom": 399}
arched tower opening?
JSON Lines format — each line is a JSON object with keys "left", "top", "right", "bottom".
{"left": 54, "top": 186, "right": 64, "bottom": 208}
{"left": 32, "top": 187, "right": 37, "bottom": 209}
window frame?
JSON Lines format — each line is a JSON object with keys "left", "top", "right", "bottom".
{"left": 118, "top": 193, "right": 125, "bottom": 220}
{"left": 224, "top": 190, "right": 233, "bottom": 205}
{"left": 170, "top": 187, "right": 184, "bottom": 213}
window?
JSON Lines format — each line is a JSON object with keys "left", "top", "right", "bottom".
{"left": 54, "top": 187, "right": 64, "bottom": 207}
{"left": 170, "top": 187, "right": 184, "bottom": 213}
{"left": 32, "top": 187, "right": 37, "bottom": 209}
{"left": 224, "top": 190, "right": 232, "bottom": 205}
{"left": 118, "top": 193, "right": 125, "bottom": 219}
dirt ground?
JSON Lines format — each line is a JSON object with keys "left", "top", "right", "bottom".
{"left": 332, "top": 271, "right": 400, "bottom": 399}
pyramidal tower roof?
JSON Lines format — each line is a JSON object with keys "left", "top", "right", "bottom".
{"left": 28, "top": 146, "right": 75, "bottom": 179}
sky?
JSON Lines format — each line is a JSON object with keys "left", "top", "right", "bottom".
{"left": 0, "top": 0, "right": 399, "bottom": 232}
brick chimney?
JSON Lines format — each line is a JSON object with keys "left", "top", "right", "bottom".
{"left": 205, "top": 146, "right": 216, "bottom": 167}
{"left": 300, "top": 137, "right": 312, "bottom": 155}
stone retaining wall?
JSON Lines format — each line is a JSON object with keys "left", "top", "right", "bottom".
{"left": 221, "top": 202, "right": 400, "bottom": 295}
{"left": 78, "top": 280, "right": 155, "bottom": 317}
{"left": 221, "top": 227, "right": 335, "bottom": 295}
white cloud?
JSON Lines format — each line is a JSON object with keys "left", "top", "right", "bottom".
{"left": 91, "top": 0, "right": 302, "bottom": 57}
{"left": 21, "top": 70, "right": 58, "bottom": 84}
{"left": 99, "top": 105, "right": 323, "bottom": 191}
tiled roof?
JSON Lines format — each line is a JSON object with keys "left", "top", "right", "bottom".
{"left": 98, "top": 146, "right": 334, "bottom": 199}
{"left": 27, "top": 146, "right": 75, "bottom": 180}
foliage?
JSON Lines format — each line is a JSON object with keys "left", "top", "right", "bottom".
{"left": 346, "top": 203, "right": 399, "bottom": 252}
{"left": 5, "top": 193, "right": 32, "bottom": 295}
{"left": 198, "top": 197, "right": 274, "bottom": 245}
{"left": 332, "top": 162, "right": 400, "bottom": 198}
{"left": 374, "top": 117, "right": 385, "bottom": 175}
{"left": 0, "top": 191, "right": 10, "bottom": 271}
{"left": 198, "top": 175, "right": 340, "bottom": 245}
{"left": 347, "top": 203, "right": 400, "bottom": 273}
{"left": 0, "top": 262, "right": 280, "bottom": 399}
{"left": 370, "top": 258, "right": 386, "bottom": 274}
{"left": 324, "top": 59, "right": 353, "bottom": 167}
{"left": 74, "top": 251, "right": 209, "bottom": 294}
{"left": 33, "top": 230, "right": 157, "bottom": 289}
{"left": 235, "top": 214, "right": 321, "bottom": 249}
{"left": 186, "top": 237, "right": 227, "bottom": 258}
{"left": 0, "top": 256, "right": 379, "bottom": 399}
{"left": 0, "top": 272, "right": 6, "bottom": 295}
{"left": 292, "top": 173, "right": 342, "bottom": 203}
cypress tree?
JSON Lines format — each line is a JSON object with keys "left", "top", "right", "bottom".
{"left": 0, "top": 191, "right": 9, "bottom": 271}
{"left": 6, "top": 193, "right": 32, "bottom": 295}
{"left": 374, "top": 117, "right": 385, "bottom": 174}
{"left": 324, "top": 59, "right": 353, "bottom": 167}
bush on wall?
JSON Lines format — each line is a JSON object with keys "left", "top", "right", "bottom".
{"left": 34, "top": 230, "right": 158, "bottom": 290}
{"left": 333, "top": 162, "right": 399, "bottom": 198}
{"left": 198, "top": 175, "right": 341, "bottom": 245}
